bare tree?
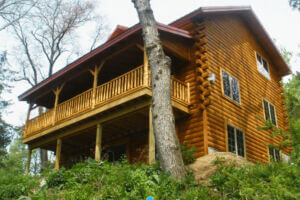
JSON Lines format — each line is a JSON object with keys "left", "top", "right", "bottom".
{"left": 0, "top": 0, "right": 35, "bottom": 31}
{"left": 132, "top": 0, "right": 185, "bottom": 179}
{"left": 12, "top": 0, "right": 106, "bottom": 171}
{"left": 289, "top": 0, "right": 300, "bottom": 10}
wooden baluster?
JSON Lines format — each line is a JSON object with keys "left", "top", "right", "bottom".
{"left": 103, "top": 84, "right": 107, "bottom": 101}
{"left": 187, "top": 82, "right": 190, "bottom": 104}
{"left": 120, "top": 76, "right": 124, "bottom": 93}
{"left": 106, "top": 84, "right": 109, "bottom": 100}
{"left": 131, "top": 71, "right": 134, "bottom": 89}
{"left": 144, "top": 47, "right": 149, "bottom": 87}
{"left": 134, "top": 70, "right": 137, "bottom": 88}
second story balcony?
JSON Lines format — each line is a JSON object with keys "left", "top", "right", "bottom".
{"left": 24, "top": 65, "right": 191, "bottom": 142}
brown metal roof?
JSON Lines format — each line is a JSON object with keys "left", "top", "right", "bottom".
{"left": 18, "top": 23, "right": 192, "bottom": 101}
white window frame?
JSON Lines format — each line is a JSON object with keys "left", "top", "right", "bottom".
{"left": 268, "top": 147, "right": 281, "bottom": 162}
{"left": 221, "top": 70, "right": 241, "bottom": 104}
{"left": 256, "top": 52, "right": 270, "bottom": 80}
{"left": 263, "top": 98, "right": 278, "bottom": 127}
{"left": 226, "top": 124, "right": 246, "bottom": 157}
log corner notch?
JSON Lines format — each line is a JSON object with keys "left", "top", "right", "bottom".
{"left": 192, "top": 19, "right": 211, "bottom": 155}
{"left": 279, "top": 81, "right": 290, "bottom": 131}
{"left": 192, "top": 19, "right": 211, "bottom": 110}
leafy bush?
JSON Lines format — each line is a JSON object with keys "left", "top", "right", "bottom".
{"left": 0, "top": 169, "right": 38, "bottom": 199}
{"left": 181, "top": 141, "right": 197, "bottom": 165}
{"left": 2, "top": 157, "right": 300, "bottom": 199}
{"left": 210, "top": 161, "right": 300, "bottom": 199}
{"left": 33, "top": 159, "right": 211, "bottom": 199}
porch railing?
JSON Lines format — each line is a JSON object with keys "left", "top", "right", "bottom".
{"left": 24, "top": 65, "right": 190, "bottom": 137}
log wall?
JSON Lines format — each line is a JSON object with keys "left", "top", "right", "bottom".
{"left": 203, "top": 15, "right": 289, "bottom": 163}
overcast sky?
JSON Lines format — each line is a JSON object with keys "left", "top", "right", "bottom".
{"left": 1, "top": 0, "right": 300, "bottom": 127}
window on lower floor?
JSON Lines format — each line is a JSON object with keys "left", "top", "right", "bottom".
{"left": 227, "top": 124, "right": 245, "bottom": 157}
{"left": 222, "top": 70, "right": 240, "bottom": 104}
{"left": 263, "top": 99, "right": 277, "bottom": 126}
{"left": 269, "top": 147, "right": 281, "bottom": 162}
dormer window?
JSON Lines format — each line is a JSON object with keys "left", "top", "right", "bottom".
{"left": 256, "top": 52, "right": 270, "bottom": 79}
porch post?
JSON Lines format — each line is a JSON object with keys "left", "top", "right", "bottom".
{"left": 52, "top": 85, "right": 64, "bottom": 125}
{"left": 95, "top": 123, "right": 102, "bottom": 162}
{"left": 54, "top": 138, "right": 62, "bottom": 170}
{"left": 143, "top": 47, "right": 149, "bottom": 87}
{"left": 25, "top": 147, "right": 32, "bottom": 174}
{"left": 89, "top": 62, "right": 104, "bottom": 108}
{"left": 148, "top": 106, "right": 156, "bottom": 164}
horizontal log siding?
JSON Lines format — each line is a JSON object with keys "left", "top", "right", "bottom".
{"left": 204, "top": 16, "right": 288, "bottom": 163}
{"left": 177, "top": 60, "right": 205, "bottom": 158}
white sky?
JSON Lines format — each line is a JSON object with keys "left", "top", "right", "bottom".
{"left": 1, "top": 0, "right": 300, "bottom": 127}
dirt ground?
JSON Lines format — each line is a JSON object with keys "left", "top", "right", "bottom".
{"left": 187, "top": 152, "right": 251, "bottom": 184}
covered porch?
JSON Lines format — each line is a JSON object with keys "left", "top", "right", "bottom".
{"left": 25, "top": 102, "right": 188, "bottom": 171}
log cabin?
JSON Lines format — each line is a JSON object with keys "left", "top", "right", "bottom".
{"left": 19, "top": 6, "right": 292, "bottom": 172}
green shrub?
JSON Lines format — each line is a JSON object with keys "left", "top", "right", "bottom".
{"left": 34, "top": 159, "right": 211, "bottom": 199}
{"left": 181, "top": 141, "right": 197, "bottom": 165}
{"left": 0, "top": 169, "right": 38, "bottom": 199}
{"left": 210, "top": 161, "right": 300, "bottom": 199}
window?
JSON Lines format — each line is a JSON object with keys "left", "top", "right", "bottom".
{"left": 222, "top": 70, "right": 240, "bottom": 104}
{"left": 269, "top": 147, "right": 281, "bottom": 162}
{"left": 256, "top": 52, "right": 270, "bottom": 79}
{"left": 227, "top": 124, "right": 245, "bottom": 157}
{"left": 263, "top": 99, "right": 277, "bottom": 126}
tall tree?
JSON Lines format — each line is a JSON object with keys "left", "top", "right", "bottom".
{"left": 11, "top": 0, "right": 106, "bottom": 171}
{"left": 0, "top": 52, "right": 14, "bottom": 166}
{"left": 284, "top": 72, "right": 300, "bottom": 160}
{"left": 132, "top": 0, "right": 185, "bottom": 179}
{"left": 0, "top": 0, "right": 35, "bottom": 31}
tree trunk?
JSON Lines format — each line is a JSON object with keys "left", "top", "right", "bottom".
{"left": 132, "top": 0, "right": 185, "bottom": 179}
{"left": 38, "top": 106, "right": 48, "bottom": 171}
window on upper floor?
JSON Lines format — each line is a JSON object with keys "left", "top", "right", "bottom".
{"left": 256, "top": 52, "right": 270, "bottom": 79}
{"left": 263, "top": 99, "right": 277, "bottom": 126}
{"left": 222, "top": 70, "right": 240, "bottom": 104}
{"left": 269, "top": 147, "right": 281, "bottom": 162}
{"left": 227, "top": 124, "right": 245, "bottom": 157}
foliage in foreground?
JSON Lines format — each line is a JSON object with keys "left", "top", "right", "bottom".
{"left": 210, "top": 159, "right": 300, "bottom": 200}
{"left": 23, "top": 159, "right": 209, "bottom": 200}
{"left": 1, "top": 158, "right": 300, "bottom": 199}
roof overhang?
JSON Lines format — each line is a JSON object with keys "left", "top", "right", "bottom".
{"left": 170, "top": 6, "right": 292, "bottom": 77}
{"left": 19, "top": 23, "right": 192, "bottom": 102}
